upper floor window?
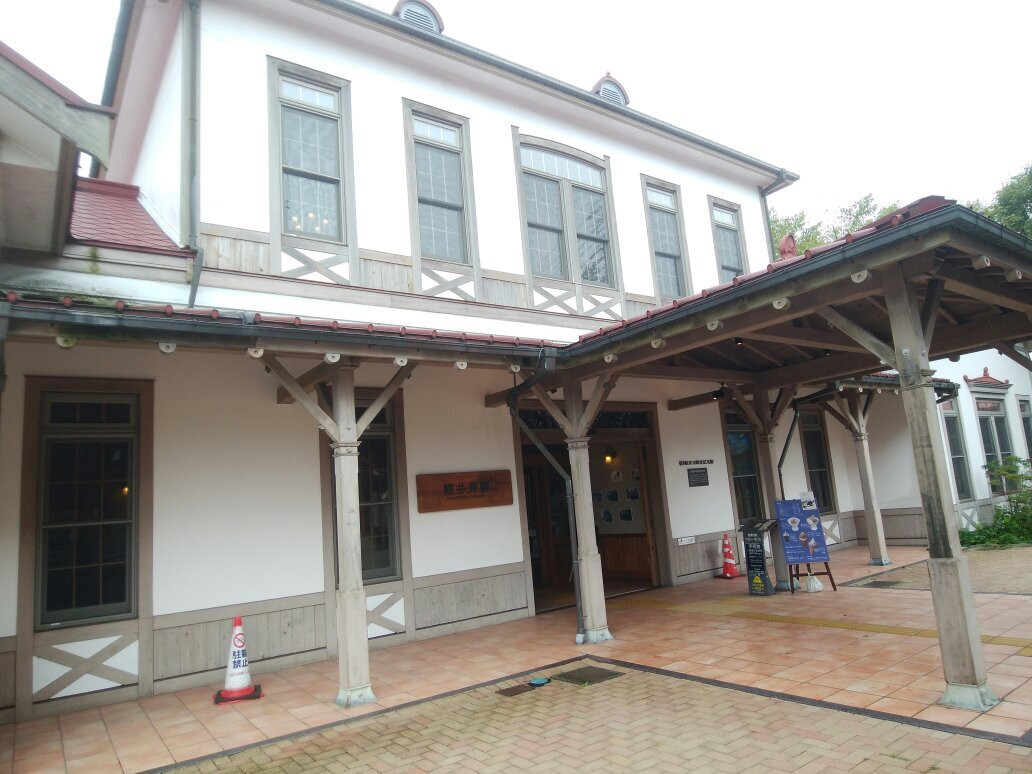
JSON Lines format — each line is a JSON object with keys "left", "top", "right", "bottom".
{"left": 519, "top": 143, "right": 615, "bottom": 287}
{"left": 405, "top": 103, "right": 475, "bottom": 264}
{"left": 272, "top": 60, "right": 354, "bottom": 252}
{"left": 644, "top": 180, "right": 689, "bottom": 301}
{"left": 940, "top": 399, "right": 973, "bottom": 501}
{"left": 709, "top": 197, "right": 746, "bottom": 283}
{"left": 799, "top": 410, "right": 836, "bottom": 514}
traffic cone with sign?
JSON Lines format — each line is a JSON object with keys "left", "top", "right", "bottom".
{"left": 213, "top": 616, "right": 262, "bottom": 704}
{"left": 718, "top": 533, "right": 742, "bottom": 579}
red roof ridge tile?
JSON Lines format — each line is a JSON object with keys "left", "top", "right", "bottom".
{"left": 76, "top": 178, "right": 141, "bottom": 198}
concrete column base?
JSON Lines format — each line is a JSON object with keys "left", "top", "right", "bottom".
{"left": 581, "top": 626, "right": 614, "bottom": 644}
{"left": 336, "top": 684, "right": 377, "bottom": 708}
{"left": 868, "top": 558, "right": 892, "bottom": 567}
{"left": 941, "top": 681, "right": 999, "bottom": 712}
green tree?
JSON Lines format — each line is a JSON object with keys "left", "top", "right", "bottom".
{"left": 986, "top": 163, "right": 1032, "bottom": 239}
{"left": 769, "top": 194, "right": 899, "bottom": 257}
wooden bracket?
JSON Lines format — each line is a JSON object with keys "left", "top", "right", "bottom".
{"left": 260, "top": 354, "right": 340, "bottom": 442}
{"left": 818, "top": 305, "right": 898, "bottom": 370}
{"left": 530, "top": 384, "right": 575, "bottom": 437}
{"left": 576, "top": 374, "right": 619, "bottom": 436}
{"left": 997, "top": 343, "right": 1032, "bottom": 373}
{"left": 356, "top": 362, "right": 416, "bottom": 438}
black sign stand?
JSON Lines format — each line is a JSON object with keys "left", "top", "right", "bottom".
{"left": 788, "top": 562, "right": 837, "bottom": 594}
{"left": 738, "top": 520, "right": 777, "bottom": 595}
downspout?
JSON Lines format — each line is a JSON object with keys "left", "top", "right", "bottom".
{"left": 776, "top": 409, "right": 799, "bottom": 500}
{"left": 184, "top": 0, "right": 204, "bottom": 307}
{"left": 759, "top": 170, "right": 789, "bottom": 265}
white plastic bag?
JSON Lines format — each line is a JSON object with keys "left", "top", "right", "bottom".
{"left": 806, "top": 572, "right": 824, "bottom": 593}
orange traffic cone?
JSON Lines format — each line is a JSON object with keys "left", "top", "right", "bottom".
{"left": 213, "top": 616, "right": 262, "bottom": 704}
{"left": 718, "top": 533, "right": 741, "bottom": 579}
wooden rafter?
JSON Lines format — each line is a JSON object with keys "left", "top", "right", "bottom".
{"left": 277, "top": 361, "right": 336, "bottom": 404}
{"left": 817, "top": 305, "right": 898, "bottom": 369}
{"left": 936, "top": 265, "right": 1032, "bottom": 315}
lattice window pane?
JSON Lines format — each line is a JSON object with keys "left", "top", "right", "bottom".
{"left": 523, "top": 174, "right": 562, "bottom": 228}
{"left": 415, "top": 143, "right": 462, "bottom": 205}
{"left": 283, "top": 173, "right": 341, "bottom": 239}
{"left": 578, "top": 238, "right": 610, "bottom": 286}
{"left": 655, "top": 253, "right": 684, "bottom": 299}
{"left": 573, "top": 188, "right": 608, "bottom": 239}
{"left": 281, "top": 107, "right": 339, "bottom": 177}
{"left": 715, "top": 225, "right": 743, "bottom": 281}
{"left": 650, "top": 208, "right": 680, "bottom": 256}
{"left": 418, "top": 202, "right": 465, "bottom": 262}
{"left": 528, "top": 226, "right": 565, "bottom": 279}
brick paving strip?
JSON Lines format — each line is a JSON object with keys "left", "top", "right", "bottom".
{"left": 164, "top": 658, "right": 1032, "bottom": 773}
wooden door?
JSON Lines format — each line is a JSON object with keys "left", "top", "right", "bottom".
{"left": 523, "top": 452, "right": 572, "bottom": 587}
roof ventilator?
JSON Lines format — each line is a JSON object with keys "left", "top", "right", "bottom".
{"left": 394, "top": 0, "right": 443, "bottom": 33}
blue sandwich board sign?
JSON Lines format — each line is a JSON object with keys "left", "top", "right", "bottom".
{"left": 775, "top": 499, "right": 830, "bottom": 565}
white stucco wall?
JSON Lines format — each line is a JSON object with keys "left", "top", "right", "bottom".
{"left": 187, "top": 0, "right": 773, "bottom": 298}
{"left": 0, "top": 342, "right": 326, "bottom": 635}
{"left": 402, "top": 366, "right": 526, "bottom": 577}
{"left": 130, "top": 15, "right": 184, "bottom": 244}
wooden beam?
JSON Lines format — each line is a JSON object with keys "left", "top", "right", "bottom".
{"left": 356, "top": 362, "right": 416, "bottom": 437}
{"left": 277, "top": 361, "right": 336, "bottom": 404}
{"left": 260, "top": 354, "right": 340, "bottom": 442}
{"left": 921, "top": 278, "right": 944, "bottom": 346}
{"left": 833, "top": 393, "right": 861, "bottom": 434}
{"left": 937, "top": 265, "right": 1032, "bottom": 315}
{"left": 577, "top": 374, "right": 619, "bottom": 435}
{"left": 818, "top": 305, "right": 898, "bottom": 369}
{"left": 620, "top": 363, "right": 754, "bottom": 383}
{"left": 530, "top": 384, "right": 574, "bottom": 437}
{"left": 996, "top": 343, "right": 1032, "bottom": 373}
{"left": 668, "top": 389, "right": 726, "bottom": 412}
{"left": 819, "top": 399, "right": 854, "bottom": 433}
{"left": 741, "top": 341, "right": 784, "bottom": 367}
{"left": 730, "top": 384, "right": 765, "bottom": 432}
{"left": 945, "top": 233, "right": 1032, "bottom": 280}
{"left": 862, "top": 390, "right": 876, "bottom": 419}
{"left": 770, "top": 384, "right": 798, "bottom": 428}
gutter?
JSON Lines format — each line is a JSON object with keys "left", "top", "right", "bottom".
{"left": 561, "top": 205, "right": 1031, "bottom": 365}
{"left": 184, "top": 0, "right": 204, "bottom": 307}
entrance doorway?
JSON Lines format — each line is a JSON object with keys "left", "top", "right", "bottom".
{"left": 521, "top": 410, "right": 661, "bottom": 613}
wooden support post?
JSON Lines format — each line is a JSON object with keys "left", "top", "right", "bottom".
{"left": 883, "top": 264, "right": 997, "bottom": 711}
{"left": 755, "top": 431, "right": 791, "bottom": 589}
{"left": 330, "top": 366, "right": 376, "bottom": 707}
{"left": 564, "top": 377, "right": 612, "bottom": 644}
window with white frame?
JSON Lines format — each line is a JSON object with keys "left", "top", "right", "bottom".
{"left": 520, "top": 144, "right": 615, "bottom": 287}
{"left": 276, "top": 67, "right": 347, "bottom": 243}
{"left": 645, "top": 183, "right": 688, "bottom": 301}
{"left": 976, "top": 396, "right": 1014, "bottom": 493}
{"left": 407, "top": 106, "right": 474, "bottom": 264}
{"left": 1020, "top": 398, "right": 1032, "bottom": 459}
{"left": 940, "top": 399, "right": 973, "bottom": 501}
{"left": 710, "top": 198, "right": 746, "bottom": 283}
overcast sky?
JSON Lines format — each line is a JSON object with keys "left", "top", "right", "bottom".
{"left": 2, "top": 0, "right": 1028, "bottom": 224}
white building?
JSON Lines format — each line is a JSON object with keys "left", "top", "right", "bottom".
{"left": 1, "top": 0, "right": 1029, "bottom": 721}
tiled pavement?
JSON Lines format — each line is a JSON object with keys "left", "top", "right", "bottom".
{"left": 7, "top": 545, "right": 1032, "bottom": 772}
{"left": 175, "top": 660, "right": 1032, "bottom": 773}
{"left": 848, "top": 545, "right": 1032, "bottom": 594}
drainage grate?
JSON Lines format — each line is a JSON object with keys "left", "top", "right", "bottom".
{"left": 496, "top": 684, "right": 535, "bottom": 697}
{"left": 552, "top": 666, "right": 623, "bottom": 685}
{"left": 862, "top": 580, "right": 901, "bottom": 588}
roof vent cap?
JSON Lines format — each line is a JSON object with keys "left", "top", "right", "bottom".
{"left": 591, "top": 73, "right": 629, "bottom": 106}
{"left": 393, "top": 0, "right": 443, "bottom": 33}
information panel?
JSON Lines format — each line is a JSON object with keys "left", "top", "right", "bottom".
{"left": 775, "top": 499, "right": 829, "bottom": 564}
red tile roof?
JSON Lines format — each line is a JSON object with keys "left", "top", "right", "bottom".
{"left": 0, "top": 41, "right": 114, "bottom": 115}
{"left": 575, "top": 195, "right": 956, "bottom": 344}
{"left": 69, "top": 178, "right": 192, "bottom": 257}
{"left": 964, "top": 367, "right": 1010, "bottom": 387}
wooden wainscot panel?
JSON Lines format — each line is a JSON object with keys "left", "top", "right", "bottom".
{"left": 416, "top": 470, "right": 513, "bottom": 513}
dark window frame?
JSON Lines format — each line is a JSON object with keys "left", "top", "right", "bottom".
{"left": 798, "top": 409, "right": 837, "bottom": 514}
{"left": 940, "top": 399, "right": 974, "bottom": 502}
{"left": 641, "top": 175, "right": 692, "bottom": 302}
{"left": 708, "top": 195, "right": 747, "bottom": 284}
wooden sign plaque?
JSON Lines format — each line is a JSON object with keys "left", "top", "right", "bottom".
{"left": 416, "top": 469, "right": 513, "bottom": 513}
